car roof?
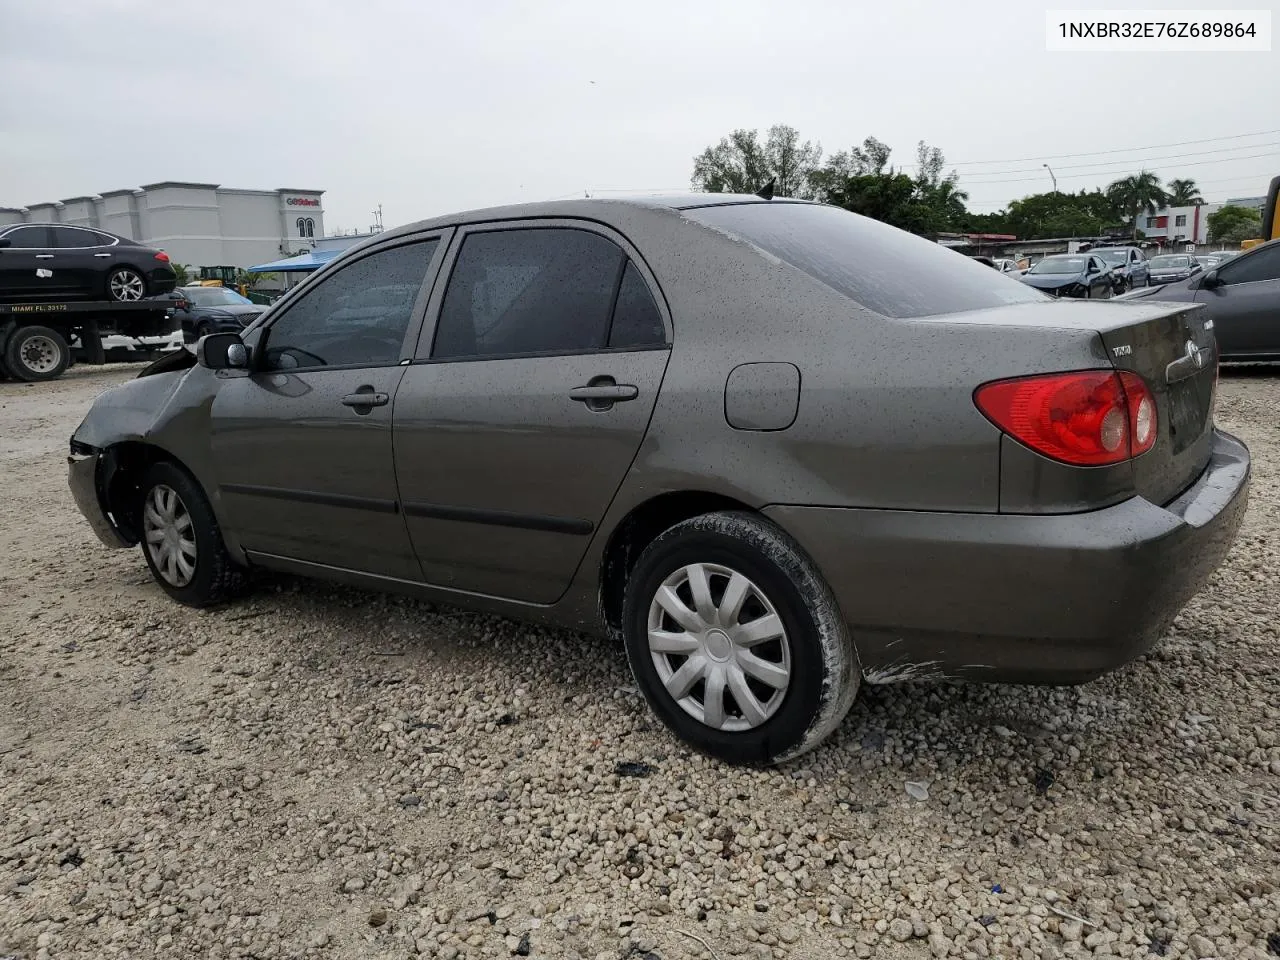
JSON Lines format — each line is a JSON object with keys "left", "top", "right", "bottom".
{"left": 372, "top": 194, "right": 798, "bottom": 242}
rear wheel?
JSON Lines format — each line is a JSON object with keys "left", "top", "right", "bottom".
{"left": 139, "top": 461, "right": 247, "bottom": 606}
{"left": 622, "top": 511, "right": 858, "bottom": 765}
{"left": 4, "top": 325, "right": 70, "bottom": 382}
{"left": 107, "top": 267, "right": 147, "bottom": 302}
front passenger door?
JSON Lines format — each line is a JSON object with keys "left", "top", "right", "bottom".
{"left": 1197, "top": 244, "right": 1280, "bottom": 356}
{"left": 210, "top": 234, "right": 448, "bottom": 579}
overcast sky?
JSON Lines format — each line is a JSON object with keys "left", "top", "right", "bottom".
{"left": 1, "top": 0, "right": 1276, "bottom": 231}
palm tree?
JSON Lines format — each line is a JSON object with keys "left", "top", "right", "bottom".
{"left": 1166, "top": 178, "right": 1203, "bottom": 206}
{"left": 1106, "top": 171, "right": 1168, "bottom": 238}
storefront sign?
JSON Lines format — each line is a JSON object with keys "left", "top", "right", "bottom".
{"left": 286, "top": 197, "right": 320, "bottom": 207}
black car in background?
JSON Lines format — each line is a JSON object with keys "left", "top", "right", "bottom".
{"left": 1118, "top": 238, "right": 1280, "bottom": 360}
{"left": 1017, "top": 253, "right": 1115, "bottom": 298}
{"left": 161, "top": 285, "right": 266, "bottom": 342}
{"left": 0, "top": 223, "right": 177, "bottom": 303}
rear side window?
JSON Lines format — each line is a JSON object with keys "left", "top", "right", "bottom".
{"left": 262, "top": 240, "right": 436, "bottom": 370}
{"left": 609, "top": 261, "right": 665, "bottom": 348}
{"left": 684, "top": 202, "right": 1044, "bottom": 318}
{"left": 432, "top": 228, "right": 625, "bottom": 359}
{"left": 52, "top": 226, "right": 109, "bottom": 248}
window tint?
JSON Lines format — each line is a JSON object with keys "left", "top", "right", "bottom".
{"left": 52, "top": 226, "right": 108, "bottom": 248}
{"left": 684, "top": 203, "right": 1044, "bottom": 319}
{"left": 3, "top": 225, "right": 53, "bottom": 248}
{"left": 433, "top": 228, "right": 624, "bottom": 359}
{"left": 262, "top": 240, "right": 436, "bottom": 371}
{"left": 1218, "top": 245, "right": 1280, "bottom": 285}
{"left": 608, "top": 262, "right": 665, "bottom": 348}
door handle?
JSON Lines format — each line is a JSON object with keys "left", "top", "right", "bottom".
{"left": 570, "top": 377, "right": 639, "bottom": 412}
{"left": 94, "top": 252, "right": 112, "bottom": 258}
{"left": 341, "top": 390, "right": 389, "bottom": 408}
{"left": 35, "top": 254, "right": 54, "bottom": 259}
{"left": 569, "top": 383, "right": 639, "bottom": 402}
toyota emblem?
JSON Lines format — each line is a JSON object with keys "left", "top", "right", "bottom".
{"left": 1186, "top": 339, "right": 1203, "bottom": 368}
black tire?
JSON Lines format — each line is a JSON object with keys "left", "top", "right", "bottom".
{"left": 106, "top": 266, "right": 148, "bottom": 302}
{"left": 622, "top": 511, "right": 859, "bottom": 765}
{"left": 138, "top": 461, "right": 247, "bottom": 607}
{"left": 4, "top": 325, "right": 70, "bottom": 382}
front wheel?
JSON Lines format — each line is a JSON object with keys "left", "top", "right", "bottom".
{"left": 4, "top": 325, "right": 70, "bottom": 382}
{"left": 106, "top": 267, "right": 147, "bottom": 302}
{"left": 622, "top": 511, "right": 859, "bottom": 765}
{"left": 139, "top": 461, "right": 247, "bottom": 606}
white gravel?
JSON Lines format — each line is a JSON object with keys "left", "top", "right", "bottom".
{"left": 2, "top": 363, "right": 1278, "bottom": 960}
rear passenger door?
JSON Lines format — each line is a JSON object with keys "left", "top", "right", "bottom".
{"left": 1196, "top": 244, "right": 1280, "bottom": 356}
{"left": 50, "top": 226, "right": 114, "bottom": 296}
{"left": 393, "top": 221, "right": 672, "bottom": 603}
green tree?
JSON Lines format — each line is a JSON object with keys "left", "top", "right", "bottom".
{"left": 1206, "top": 205, "right": 1262, "bottom": 244}
{"left": 1166, "top": 178, "right": 1202, "bottom": 206}
{"left": 169, "top": 262, "right": 190, "bottom": 285}
{"left": 1105, "top": 172, "right": 1167, "bottom": 237}
{"left": 692, "top": 124, "right": 822, "bottom": 198}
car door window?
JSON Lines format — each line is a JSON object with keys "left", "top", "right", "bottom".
{"left": 261, "top": 240, "right": 437, "bottom": 371}
{"left": 3, "top": 226, "right": 53, "bottom": 248}
{"left": 608, "top": 261, "right": 666, "bottom": 348}
{"left": 1217, "top": 246, "right": 1280, "bottom": 285}
{"left": 51, "top": 226, "right": 106, "bottom": 248}
{"left": 432, "top": 228, "right": 626, "bottom": 359}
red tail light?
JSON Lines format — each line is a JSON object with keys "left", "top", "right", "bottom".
{"left": 974, "top": 370, "right": 1156, "bottom": 466}
{"left": 154, "top": 251, "right": 170, "bottom": 263}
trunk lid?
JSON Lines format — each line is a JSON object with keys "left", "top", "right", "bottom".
{"left": 938, "top": 299, "right": 1217, "bottom": 507}
{"left": 1095, "top": 301, "right": 1216, "bottom": 506}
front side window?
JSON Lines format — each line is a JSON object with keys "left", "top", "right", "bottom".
{"left": 3, "top": 225, "right": 53, "bottom": 248}
{"left": 261, "top": 240, "right": 437, "bottom": 371}
{"left": 1217, "top": 245, "right": 1280, "bottom": 285}
{"left": 432, "top": 228, "right": 627, "bottom": 359}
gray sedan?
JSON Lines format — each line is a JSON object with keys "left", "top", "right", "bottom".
{"left": 1119, "top": 238, "right": 1280, "bottom": 360}
{"left": 67, "top": 195, "right": 1250, "bottom": 764}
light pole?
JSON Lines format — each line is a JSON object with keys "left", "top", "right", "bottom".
{"left": 1043, "top": 163, "right": 1058, "bottom": 192}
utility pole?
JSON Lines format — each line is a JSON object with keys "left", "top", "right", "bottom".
{"left": 1043, "top": 164, "right": 1058, "bottom": 192}
{"left": 371, "top": 204, "right": 384, "bottom": 233}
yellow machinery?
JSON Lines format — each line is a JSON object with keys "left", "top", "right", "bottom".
{"left": 194, "top": 266, "right": 248, "bottom": 297}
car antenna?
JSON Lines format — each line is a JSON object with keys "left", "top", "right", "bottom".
{"left": 756, "top": 178, "right": 776, "bottom": 200}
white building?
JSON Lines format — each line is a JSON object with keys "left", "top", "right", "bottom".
{"left": 0, "top": 181, "right": 326, "bottom": 271}
{"left": 1135, "top": 203, "right": 1218, "bottom": 246}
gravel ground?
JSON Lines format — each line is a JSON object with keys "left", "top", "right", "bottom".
{"left": 1, "top": 363, "right": 1278, "bottom": 960}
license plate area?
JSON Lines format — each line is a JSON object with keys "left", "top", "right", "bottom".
{"left": 1167, "top": 377, "right": 1208, "bottom": 454}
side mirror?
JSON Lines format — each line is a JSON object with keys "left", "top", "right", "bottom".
{"left": 198, "top": 332, "right": 249, "bottom": 370}
{"left": 1201, "top": 269, "right": 1222, "bottom": 289}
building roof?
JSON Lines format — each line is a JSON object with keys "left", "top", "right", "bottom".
{"left": 138, "top": 181, "right": 221, "bottom": 191}
{"left": 275, "top": 188, "right": 326, "bottom": 195}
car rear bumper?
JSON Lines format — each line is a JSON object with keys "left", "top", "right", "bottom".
{"left": 68, "top": 448, "right": 133, "bottom": 548}
{"left": 764, "top": 429, "right": 1250, "bottom": 685}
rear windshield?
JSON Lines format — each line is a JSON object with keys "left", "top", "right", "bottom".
{"left": 1150, "top": 255, "right": 1191, "bottom": 268}
{"left": 683, "top": 202, "right": 1044, "bottom": 318}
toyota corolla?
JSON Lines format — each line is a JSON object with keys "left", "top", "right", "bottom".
{"left": 67, "top": 195, "right": 1250, "bottom": 764}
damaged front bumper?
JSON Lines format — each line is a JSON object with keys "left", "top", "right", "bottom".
{"left": 67, "top": 440, "right": 133, "bottom": 549}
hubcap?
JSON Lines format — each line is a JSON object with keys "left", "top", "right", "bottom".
{"left": 110, "top": 270, "right": 145, "bottom": 301}
{"left": 647, "top": 562, "right": 791, "bottom": 732}
{"left": 19, "top": 335, "right": 60, "bottom": 373}
{"left": 142, "top": 484, "right": 197, "bottom": 587}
